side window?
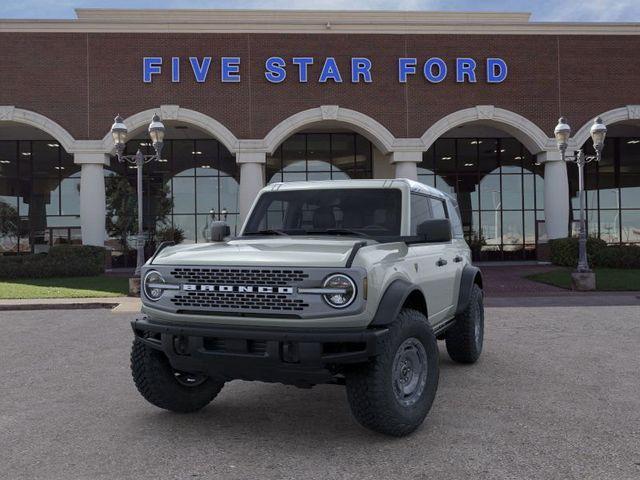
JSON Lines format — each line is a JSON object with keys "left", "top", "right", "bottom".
{"left": 410, "top": 194, "right": 432, "bottom": 235}
{"left": 430, "top": 198, "right": 447, "bottom": 220}
{"left": 446, "top": 198, "right": 464, "bottom": 238}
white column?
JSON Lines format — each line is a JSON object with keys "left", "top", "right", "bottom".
{"left": 539, "top": 151, "right": 569, "bottom": 239}
{"left": 391, "top": 151, "right": 422, "bottom": 181}
{"left": 237, "top": 151, "right": 266, "bottom": 225}
{"left": 75, "top": 152, "right": 109, "bottom": 246}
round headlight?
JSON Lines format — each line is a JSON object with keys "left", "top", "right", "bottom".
{"left": 143, "top": 270, "right": 165, "bottom": 301}
{"left": 322, "top": 274, "right": 356, "bottom": 309}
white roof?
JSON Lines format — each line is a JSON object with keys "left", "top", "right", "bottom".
{"left": 263, "top": 178, "right": 449, "bottom": 199}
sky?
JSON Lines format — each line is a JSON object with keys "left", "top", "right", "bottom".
{"left": 1, "top": 0, "right": 640, "bottom": 22}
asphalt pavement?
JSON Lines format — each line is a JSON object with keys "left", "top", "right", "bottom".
{"left": 1, "top": 307, "right": 639, "bottom": 480}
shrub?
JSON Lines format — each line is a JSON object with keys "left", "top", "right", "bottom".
{"left": 550, "top": 237, "right": 640, "bottom": 269}
{"left": 155, "top": 226, "right": 185, "bottom": 245}
{"left": 0, "top": 245, "right": 106, "bottom": 279}
{"left": 593, "top": 245, "right": 640, "bottom": 269}
{"left": 549, "top": 237, "right": 607, "bottom": 267}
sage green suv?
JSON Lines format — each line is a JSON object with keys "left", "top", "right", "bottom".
{"left": 131, "top": 179, "right": 484, "bottom": 436}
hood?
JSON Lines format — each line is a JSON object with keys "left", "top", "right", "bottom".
{"left": 150, "top": 237, "right": 370, "bottom": 268}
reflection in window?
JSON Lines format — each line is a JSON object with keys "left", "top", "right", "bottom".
{"left": 267, "top": 133, "right": 373, "bottom": 183}
{"left": 418, "top": 137, "right": 544, "bottom": 260}
{"left": 108, "top": 139, "right": 239, "bottom": 252}
{"left": 0, "top": 140, "right": 80, "bottom": 253}
{"left": 569, "top": 137, "right": 640, "bottom": 244}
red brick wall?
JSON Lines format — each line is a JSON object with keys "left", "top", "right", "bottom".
{"left": 1, "top": 32, "right": 639, "bottom": 142}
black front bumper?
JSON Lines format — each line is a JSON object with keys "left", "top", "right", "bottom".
{"left": 132, "top": 316, "right": 388, "bottom": 386}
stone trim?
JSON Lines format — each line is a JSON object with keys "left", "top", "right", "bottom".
{"left": 571, "top": 105, "right": 640, "bottom": 148}
{"left": 263, "top": 106, "right": 397, "bottom": 155}
{"left": 421, "top": 105, "right": 553, "bottom": 154}
{"left": 0, "top": 106, "right": 76, "bottom": 153}
{"left": 100, "top": 105, "right": 240, "bottom": 155}
{"left": 2, "top": 10, "right": 640, "bottom": 35}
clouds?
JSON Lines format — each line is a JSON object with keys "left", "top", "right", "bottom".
{"left": 1, "top": 0, "right": 639, "bottom": 21}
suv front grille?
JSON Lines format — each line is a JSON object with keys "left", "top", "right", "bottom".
{"left": 170, "top": 291, "right": 309, "bottom": 312}
{"left": 169, "top": 267, "right": 309, "bottom": 286}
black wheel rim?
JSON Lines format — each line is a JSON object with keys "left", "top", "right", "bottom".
{"left": 173, "top": 370, "right": 208, "bottom": 387}
{"left": 392, "top": 337, "right": 428, "bottom": 407}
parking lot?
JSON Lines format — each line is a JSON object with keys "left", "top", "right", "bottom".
{"left": 1, "top": 306, "right": 639, "bottom": 480}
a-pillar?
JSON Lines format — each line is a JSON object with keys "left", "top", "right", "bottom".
{"left": 237, "top": 151, "right": 266, "bottom": 224}
{"left": 391, "top": 151, "right": 422, "bottom": 181}
{"left": 75, "top": 152, "right": 109, "bottom": 246}
{"left": 538, "top": 151, "right": 569, "bottom": 239}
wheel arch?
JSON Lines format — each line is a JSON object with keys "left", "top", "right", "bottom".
{"left": 370, "top": 279, "right": 428, "bottom": 326}
{"left": 455, "top": 265, "right": 483, "bottom": 316}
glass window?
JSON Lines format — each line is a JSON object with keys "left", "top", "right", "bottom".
{"left": 0, "top": 141, "right": 18, "bottom": 177}
{"left": 477, "top": 138, "right": 499, "bottom": 173}
{"left": 502, "top": 211, "right": 523, "bottom": 248}
{"left": 282, "top": 135, "right": 306, "bottom": 173}
{"left": 172, "top": 215, "right": 196, "bottom": 243}
{"left": 430, "top": 198, "right": 447, "bottom": 219}
{"left": 245, "top": 188, "right": 402, "bottom": 239}
{"left": 599, "top": 210, "right": 620, "bottom": 243}
{"left": 410, "top": 194, "right": 432, "bottom": 235}
{"left": 266, "top": 133, "right": 373, "bottom": 183}
{"left": 307, "top": 134, "right": 332, "bottom": 172}
{"left": 172, "top": 140, "right": 195, "bottom": 176}
{"left": 621, "top": 210, "right": 640, "bottom": 243}
{"left": 419, "top": 147, "right": 435, "bottom": 172}
{"left": 435, "top": 139, "right": 456, "bottom": 174}
{"left": 499, "top": 138, "right": 523, "bottom": 174}
{"left": 501, "top": 175, "right": 523, "bottom": 210}
{"left": 457, "top": 138, "right": 479, "bottom": 173}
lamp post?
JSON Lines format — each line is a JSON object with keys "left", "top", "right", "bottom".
{"left": 110, "top": 114, "right": 166, "bottom": 275}
{"left": 553, "top": 116, "right": 607, "bottom": 279}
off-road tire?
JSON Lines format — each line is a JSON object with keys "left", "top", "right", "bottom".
{"left": 131, "top": 338, "right": 224, "bottom": 413}
{"left": 445, "top": 283, "right": 484, "bottom": 364}
{"left": 345, "top": 309, "right": 439, "bottom": 437}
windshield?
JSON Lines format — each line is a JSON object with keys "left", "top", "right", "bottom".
{"left": 243, "top": 188, "right": 402, "bottom": 238}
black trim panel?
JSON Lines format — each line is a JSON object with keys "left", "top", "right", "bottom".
{"left": 455, "top": 265, "right": 483, "bottom": 316}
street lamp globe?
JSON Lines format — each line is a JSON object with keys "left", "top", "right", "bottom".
{"left": 148, "top": 113, "right": 166, "bottom": 156}
{"left": 554, "top": 117, "right": 571, "bottom": 153}
{"left": 590, "top": 116, "right": 607, "bottom": 154}
{"left": 110, "top": 115, "right": 128, "bottom": 153}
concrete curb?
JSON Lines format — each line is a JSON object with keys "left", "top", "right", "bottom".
{"left": 0, "top": 296, "right": 139, "bottom": 312}
{"left": 0, "top": 302, "right": 120, "bottom": 311}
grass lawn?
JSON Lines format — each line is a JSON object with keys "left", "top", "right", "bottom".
{"left": 526, "top": 268, "right": 640, "bottom": 291}
{"left": 0, "top": 276, "right": 130, "bottom": 299}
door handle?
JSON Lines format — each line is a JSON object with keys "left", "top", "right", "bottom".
{"left": 453, "top": 256, "right": 463, "bottom": 263}
{"left": 436, "top": 258, "right": 448, "bottom": 267}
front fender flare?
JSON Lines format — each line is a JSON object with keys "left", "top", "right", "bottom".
{"left": 455, "top": 265, "right": 483, "bottom": 316}
{"left": 369, "top": 279, "right": 423, "bottom": 327}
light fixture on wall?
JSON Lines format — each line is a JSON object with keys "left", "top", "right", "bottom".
{"left": 553, "top": 116, "right": 607, "bottom": 280}
{"left": 110, "top": 113, "right": 166, "bottom": 275}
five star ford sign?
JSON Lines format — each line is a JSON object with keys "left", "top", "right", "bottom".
{"left": 142, "top": 56, "right": 508, "bottom": 84}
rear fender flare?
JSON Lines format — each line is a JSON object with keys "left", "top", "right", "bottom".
{"left": 455, "top": 265, "right": 483, "bottom": 316}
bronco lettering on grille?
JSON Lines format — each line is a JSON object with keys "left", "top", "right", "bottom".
{"left": 182, "top": 284, "right": 295, "bottom": 294}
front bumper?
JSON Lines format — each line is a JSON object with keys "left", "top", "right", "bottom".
{"left": 132, "top": 316, "right": 388, "bottom": 386}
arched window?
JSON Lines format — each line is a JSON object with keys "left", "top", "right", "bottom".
{"left": 0, "top": 140, "right": 79, "bottom": 253}
{"left": 267, "top": 133, "right": 373, "bottom": 183}
{"left": 108, "top": 138, "right": 239, "bottom": 248}
{"left": 418, "top": 137, "right": 544, "bottom": 261}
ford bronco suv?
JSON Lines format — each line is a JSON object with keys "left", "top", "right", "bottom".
{"left": 131, "top": 179, "right": 484, "bottom": 436}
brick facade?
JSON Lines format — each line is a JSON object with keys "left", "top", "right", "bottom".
{"left": 2, "top": 31, "right": 639, "bottom": 142}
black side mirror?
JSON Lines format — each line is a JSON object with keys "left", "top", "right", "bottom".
{"left": 416, "top": 219, "right": 452, "bottom": 243}
{"left": 210, "top": 221, "right": 230, "bottom": 242}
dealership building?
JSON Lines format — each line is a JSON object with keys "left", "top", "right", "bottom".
{"left": 1, "top": 9, "right": 640, "bottom": 263}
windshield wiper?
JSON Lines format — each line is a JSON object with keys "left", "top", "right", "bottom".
{"left": 307, "top": 228, "right": 371, "bottom": 239}
{"left": 244, "top": 229, "right": 289, "bottom": 236}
